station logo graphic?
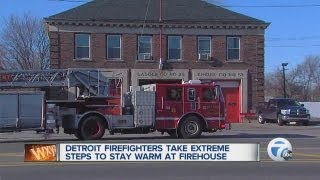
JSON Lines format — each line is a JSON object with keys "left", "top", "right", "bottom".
{"left": 267, "top": 138, "right": 293, "bottom": 161}
{"left": 24, "top": 144, "right": 57, "bottom": 162}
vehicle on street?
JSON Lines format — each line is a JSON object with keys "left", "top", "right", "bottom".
{"left": 257, "top": 98, "right": 310, "bottom": 126}
{"left": 0, "top": 69, "right": 226, "bottom": 140}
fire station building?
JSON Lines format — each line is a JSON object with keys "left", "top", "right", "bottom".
{"left": 45, "top": 0, "right": 269, "bottom": 123}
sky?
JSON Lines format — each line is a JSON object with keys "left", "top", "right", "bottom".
{"left": 1, "top": 0, "right": 320, "bottom": 73}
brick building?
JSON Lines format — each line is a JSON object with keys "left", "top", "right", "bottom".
{"left": 45, "top": 0, "right": 269, "bottom": 123}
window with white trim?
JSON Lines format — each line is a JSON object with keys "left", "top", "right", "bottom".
{"left": 187, "top": 88, "right": 196, "bottom": 101}
{"left": 107, "top": 35, "right": 121, "bottom": 59}
{"left": 168, "top": 36, "right": 182, "bottom": 60}
{"left": 138, "top": 36, "right": 152, "bottom": 60}
{"left": 198, "top": 36, "right": 211, "bottom": 60}
{"left": 227, "top": 37, "right": 240, "bottom": 60}
{"left": 75, "top": 34, "right": 90, "bottom": 59}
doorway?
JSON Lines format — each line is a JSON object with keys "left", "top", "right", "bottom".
{"left": 222, "top": 87, "right": 240, "bottom": 123}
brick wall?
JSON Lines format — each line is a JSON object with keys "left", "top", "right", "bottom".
{"left": 49, "top": 32, "right": 60, "bottom": 69}
{"left": 49, "top": 31, "right": 265, "bottom": 110}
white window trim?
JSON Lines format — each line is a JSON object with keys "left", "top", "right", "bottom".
{"left": 107, "top": 35, "right": 122, "bottom": 60}
{"left": 198, "top": 36, "right": 212, "bottom": 59}
{"left": 75, "top": 33, "right": 91, "bottom": 60}
{"left": 227, "top": 37, "right": 241, "bottom": 61}
{"left": 138, "top": 35, "right": 153, "bottom": 60}
{"left": 187, "top": 88, "right": 196, "bottom": 101}
{"left": 168, "top": 36, "right": 182, "bottom": 60}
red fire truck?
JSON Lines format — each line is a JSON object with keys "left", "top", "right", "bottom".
{"left": 0, "top": 69, "right": 226, "bottom": 140}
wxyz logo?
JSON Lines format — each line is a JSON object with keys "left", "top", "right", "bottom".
{"left": 29, "top": 145, "right": 56, "bottom": 161}
{"left": 25, "top": 144, "right": 57, "bottom": 161}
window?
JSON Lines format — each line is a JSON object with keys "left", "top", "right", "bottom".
{"left": 198, "top": 36, "right": 211, "bottom": 59}
{"left": 227, "top": 37, "right": 240, "bottom": 60}
{"left": 167, "top": 87, "right": 182, "bottom": 101}
{"left": 138, "top": 36, "right": 152, "bottom": 60}
{"left": 75, "top": 34, "right": 90, "bottom": 59}
{"left": 187, "top": 88, "right": 196, "bottom": 101}
{"left": 107, "top": 35, "right": 121, "bottom": 59}
{"left": 278, "top": 99, "right": 300, "bottom": 107}
{"left": 202, "top": 88, "right": 216, "bottom": 101}
{"left": 269, "top": 100, "right": 277, "bottom": 108}
{"left": 168, "top": 36, "right": 182, "bottom": 60}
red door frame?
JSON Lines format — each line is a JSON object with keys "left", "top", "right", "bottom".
{"left": 222, "top": 87, "right": 240, "bottom": 123}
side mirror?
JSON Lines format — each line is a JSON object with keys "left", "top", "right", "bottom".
{"left": 301, "top": 104, "right": 304, "bottom": 107}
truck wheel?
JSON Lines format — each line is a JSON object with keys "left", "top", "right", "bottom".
{"left": 79, "top": 116, "right": 105, "bottom": 140}
{"left": 74, "top": 131, "right": 83, "bottom": 140}
{"left": 167, "top": 130, "right": 177, "bottom": 138}
{"left": 277, "top": 115, "right": 284, "bottom": 126}
{"left": 258, "top": 114, "right": 265, "bottom": 124}
{"left": 302, "top": 121, "right": 309, "bottom": 126}
{"left": 178, "top": 116, "right": 202, "bottom": 139}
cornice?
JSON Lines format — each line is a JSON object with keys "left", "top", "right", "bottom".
{"left": 46, "top": 20, "right": 268, "bottom": 30}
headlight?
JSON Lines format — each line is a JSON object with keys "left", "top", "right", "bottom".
{"left": 281, "top": 109, "right": 290, "bottom": 115}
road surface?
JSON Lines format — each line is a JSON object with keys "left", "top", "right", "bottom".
{"left": 0, "top": 122, "right": 320, "bottom": 180}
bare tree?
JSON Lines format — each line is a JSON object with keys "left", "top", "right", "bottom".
{"left": 0, "top": 44, "right": 4, "bottom": 70}
{"left": 294, "top": 56, "right": 320, "bottom": 101}
{"left": 0, "top": 13, "right": 49, "bottom": 70}
{"left": 265, "top": 68, "right": 285, "bottom": 99}
{"left": 265, "top": 55, "right": 320, "bottom": 101}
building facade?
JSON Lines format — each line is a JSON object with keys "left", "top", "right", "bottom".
{"left": 45, "top": 0, "right": 269, "bottom": 123}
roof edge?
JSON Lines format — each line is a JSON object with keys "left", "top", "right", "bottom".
{"left": 45, "top": 18, "right": 269, "bottom": 26}
{"left": 44, "top": 19, "right": 269, "bottom": 30}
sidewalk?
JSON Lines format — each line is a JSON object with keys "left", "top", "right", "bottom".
{"left": 0, "top": 130, "right": 76, "bottom": 143}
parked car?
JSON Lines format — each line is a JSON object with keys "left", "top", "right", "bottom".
{"left": 257, "top": 98, "right": 310, "bottom": 126}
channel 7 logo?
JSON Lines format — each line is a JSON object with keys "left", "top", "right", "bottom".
{"left": 267, "top": 138, "right": 293, "bottom": 161}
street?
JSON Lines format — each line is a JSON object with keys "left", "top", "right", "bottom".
{"left": 1, "top": 122, "right": 320, "bottom": 180}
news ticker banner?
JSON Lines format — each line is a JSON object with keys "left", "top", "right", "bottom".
{"left": 24, "top": 143, "right": 260, "bottom": 162}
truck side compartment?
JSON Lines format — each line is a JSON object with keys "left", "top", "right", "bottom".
{"left": 0, "top": 92, "right": 45, "bottom": 132}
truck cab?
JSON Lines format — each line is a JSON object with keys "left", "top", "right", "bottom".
{"left": 143, "top": 81, "right": 226, "bottom": 138}
{"left": 257, "top": 98, "right": 310, "bottom": 126}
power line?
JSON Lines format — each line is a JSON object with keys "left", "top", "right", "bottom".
{"left": 266, "top": 36, "right": 320, "bottom": 42}
{"left": 266, "top": 45, "right": 320, "bottom": 48}
{"left": 48, "top": 0, "right": 320, "bottom": 8}
{"left": 141, "top": 0, "right": 152, "bottom": 35}
{"left": 48, "top": 0, "right": 88, "bottom": 2}
{"left": 220, "top": 4, "right": 320, "bottom": 8}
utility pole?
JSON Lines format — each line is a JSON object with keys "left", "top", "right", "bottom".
{"left": 282, "top": 63, "right": 288, "bottom": 98}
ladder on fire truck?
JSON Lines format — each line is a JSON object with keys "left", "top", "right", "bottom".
{"left": 0, "top": 69, "right": 123, "bottom": 97}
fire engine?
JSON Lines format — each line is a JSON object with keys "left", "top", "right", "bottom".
{"left": 0, "top": 69, "right": 226, "bottom": 140}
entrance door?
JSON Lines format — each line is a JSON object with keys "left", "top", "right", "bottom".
{"left": 222, "top": 88, "right": 240, "bottom": 123}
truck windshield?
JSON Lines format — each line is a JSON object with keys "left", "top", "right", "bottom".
{"left": 278, "top": 99, "right": 300, "bottom": 107}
